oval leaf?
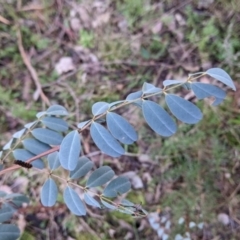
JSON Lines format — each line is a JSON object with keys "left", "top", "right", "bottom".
{"left": 206, "top": 68, "right": 236, "bottom": 91}
{"left": 142, "top": 100, "right": 177, "bottom": 137}
{"left": 191, "top": 82, "right": 226, "bottom": 106}
{"left": 92, "top": 102, "right": 109, "bottom": 116}
{"left": 142, "top": 82, "right": 162, "bottom": 94}
{"left": 24, "top": 121, "right": 37, "bottom": 129}
{"left": 63, "top": 186, "right": 86, "bottom": 216}
{"left": 77, "top": 120, "right": 90, "bottom": 129}
{"left": 41, "top": 178, "right": 58, "bottom": 207}
{"left": 84, "top": 192, "right": 101, "bottom": 208}
{"left": 165, "top": 94, "right": 203, "bottom": 124}
{"left": 0, "top": 206, "right": 14, "bottom": 223}
{"left": 41, "top": 117, "right": 68, "bottom": 132}
{"left": 4, "top": 194, "right": 29, "bottom": 207}
{"left": 36, "top": 111, "right": 46, "bottom": 118}
{"left": 163, "top": 80, "right": 185, "bottom": 87}
{"left": 47, "top": 152, "right": 61, "bottom": 170}
{"left": 100, "top": 199, "right": 116, "bottom": 210}
{"left": 103, "top": 176, "right": 131, "bottom": 198}
{"left": 31, "top": 128, "right": 63, "bottom": 145}
{"left": 86, "top": 166, "right": 115, "bottom": 188}
{"left": 0, "top": 224, "right": 20, "bottom": 240}
{"left": 3, "top": 139, "right": 13, "bottom": 150}
{"left": 12, "top": 149, "right": 44, "bottom": 169}
{"left": 13, "top": 128, "right": 26, "bottom": 139}
{"left": 23, "top": 138, "right": 51, "bottom": 155}
{"left": 106, "top": 112, "right": 137, "bottom": 144}
{"left": 46, "top": 105, "right": 69, "bottom": 116}
{"left": 59, "top": 130, "right": 81, "bottom": 171}
{"left": 126, "top": 90, "right": 142, "bottom": 107}
{"left": 90, "top": 122, "right": 124, "bottom": 157}
{"left": 70, "top": 156, "right": 93, "bottom": 179}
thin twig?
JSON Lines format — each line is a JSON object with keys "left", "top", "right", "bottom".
{"left": 17, "top": 28, "right": 50, "bottom": 106}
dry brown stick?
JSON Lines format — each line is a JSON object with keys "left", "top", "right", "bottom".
{"left": 16, "top": 28, "right": 50, "bottom": 106}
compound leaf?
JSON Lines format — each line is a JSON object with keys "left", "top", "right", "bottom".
{"left": 41, "top": 117, "right": 68, "bottom": 132}
{"left": 32, "top": 128, "right": 63, "bottom": 145}
{"left": 23, "top": 138, "right": 51, "bottom": 155}
{"left": 106, "top": 112, "right": 137, "bottom": 144}
{"left": 47, "top": 152, "right": 60, "bottom": 170}
{"left": 165, "top": 94, "right": 203, "bottom": 124}
{"left": 84, "top": 192, "right": 101, "bottom": 208}
{"left": 103, "top": 176, "right": 131, "bottom": 198}
{"left": 191, "top": 82, "right": 226, "bottom": 106}
{"left": 206, "top": 68, "right": 236, "bottom": 91}
{"left": 86, "top": 166, "right": 115, "bottom": 188}
{"left": 41, "top": 178, "right": 58, "bottom": 207}
{"left": 46, "top": 105, "right": 68, "bottom": 116}
{"left": 92, "top": 102, "right": 109, "bottom": 116}
{"left": 0, "top": 224, "right": 20, "bottom": 240}
{"left": 142, "top": 100, "right": 177, "bottom": 137}
{"left": 59, "top": 130, "right": 81, "bottom": 171}
{"left": 70, "top": 156, "right": 93, "bottom": 179}
{"left": 90, "top": 122, "right": 124, "bottom": 157}
{"left": 63, "top": 186, "right": 86, "bottom": 216}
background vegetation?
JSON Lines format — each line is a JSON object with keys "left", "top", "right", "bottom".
{"left": 0, "top": 0, "right": 240, "bottom": 239}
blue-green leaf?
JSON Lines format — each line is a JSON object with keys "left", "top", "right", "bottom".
{"left": 13, "top": 128, "right": 26, "bottom": 139}
{"left": 84, "top": 192, "right": 101, "bottom": 208}
{"left": 109, "top": 100, "right": 125, "bottom": 108}
{"left": 12, "top": 149, "right": 44, "bottom": 169}
{"left": 59, "top": 130, "right": 81, "bottom": 171}
{"left": 0, "top": 224, "right": 20, "bottom": 240}
{"left": 31, "top": 128, "right": 63, "bottom": 145}
{"left": 63, "top": 186, "right": 86, "bottom": 216}
{"left": 77, "top": 120, "right": 90, "bottom": 129}
{"left": 165, "top": 94, "right": 203, "bottom": 124}
{"left": 100, "top": 199, "right": 116, "bottom": 210}
{"left": 191, "top": 82, "right": 226, "bottom": 106}
{"left": 142, "top": 82, "right": 162, "bottom": 94}
{"left": 41, "top": 117, "right": 68, "bottom": 132}
{"left": 142, "top": 100, "right": 177, "bottom": 137}
{"left": 24, "top": 121, "right": 37, "bottom": 129}
{"left": 86, "top": 166, "right": 115, "bottom": 188}
{"left": 47, "top": 152, "right": 60, "bottom": 170}
{"left": 4, "top": 194, "right": 29, "bottom": 207}
{"left": 126, "top": 90, "right": 142, "bottom": 107}
{"left": 163, "top": 80, "right": 185, "bottom": 87}
{"left": 41, "top": 178, "right": 58, "bottom": 207}
{"left": 106, "top": 112, "right": 137, "bottom": 144}
{"left": 0, "top": 206, "right": 14, "bottom": 223}
{"left": 92, "top": 102, "right": 109, "bottom": 116}
{"left": 3, "top": 139, "right": 13, "bottom": 150}
{"left": 90, "top": 122, "right": 124, "bottom": 157}
{"left": 70, "top": 156, "right": 93, "bottom": 179}
{"left": 126, "top": 90, "right": 142, "bottom": 101}
{"left": 206, "top": 68, "right": 236, "bottom": 91}
{"left": 36, "top": 111, "right": 46, "bottom": 118}
{"left": 23, "top": 138, "right": 51, "bottom": 155}
{"left": 103, "top": 177, "right": 131, "bottom": 198}
{"left": 46, "top": 105, "right": 69, "bottom": 116}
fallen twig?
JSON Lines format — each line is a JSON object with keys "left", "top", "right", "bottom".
{"left": 17, "top": 28, "right": 50, "bottom": 106}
